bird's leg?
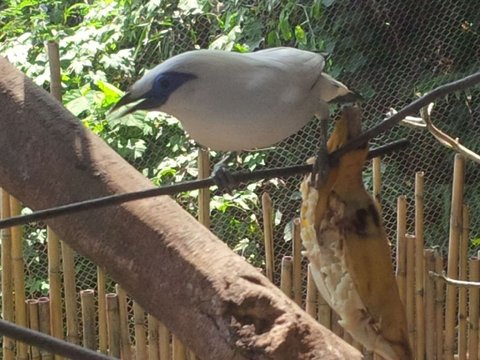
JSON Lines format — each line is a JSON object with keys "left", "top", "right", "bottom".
{"left": 212, "top": 152, "right": 239, "bottom": 193}
{"left": 311, "top": 118, "right": 330, "bottom": 188}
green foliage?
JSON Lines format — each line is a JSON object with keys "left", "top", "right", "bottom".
{"left": 0, "top": 0, "right": 288, "bottom": 282}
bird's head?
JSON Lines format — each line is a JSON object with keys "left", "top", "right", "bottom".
{"left": 110, "top": 53, "right": 198, "bottom": 117}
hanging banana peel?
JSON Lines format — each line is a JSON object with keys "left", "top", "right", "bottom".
{"left": 300, "top": 106, "right": 412, "bottom": 360}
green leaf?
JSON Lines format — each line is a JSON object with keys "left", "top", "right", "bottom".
{"left": 127, "top": 139, "right": 147, "bottom": 159}
{"left": 311, "top": 0, "right": 323, "bottom": 19}
{"left": 266, "top": 30, "right": 279, "bottom": 47}
{"left": 209, "top": 25, "right": 241, "bottom": 51}
{"left": 278, "top": 11, "right": 292, "bottom": 41}
{"left": 96, "top": 80, "right": 123, "bottom": 106}
{"left": 178, "top": 0, "right": 202, "bottom": 14}
{"left": 108, "top": 112, "right": 146, "bottom": 129}
{"left": 294, "top": 25, "right": 306, "bottom": 45}
{"left": 65, "top": 96, "right": 90, "bottom": 117}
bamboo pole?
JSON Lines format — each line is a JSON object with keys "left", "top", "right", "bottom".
{"left": 46, "top": 40, "right": 62, "bottom": 100}
{"left": 115, "top": 285, "right": 132, "bottom": 360}
{"left": 159, "top": 322, "right": 171, "bottom": 360}
{"left": 61, "top": 241, "right": 78, "bottom": 345}
{"left": 173, "top": 335, "right": 187, "bottom": 360}
{"left": 27, "top": 299, "right": 41, "bottom": 360}
{"left": 47, "top": 41, "right": 68, "bottom": 359}
{"left": 445, "top": 154, "right": 465, "bottom": 360}
{"left": 38, "top": 297, "right": 54, "bottom": 360}
{"left": 262, "top": 192, "right": 274, "bottom": 282}
{"left": 1, "top": 190, "right": 14, "bottom": 360}
{"left": 148, "top": 314, "right": 160, "bottom": 360}
{"left": 396, "top": 195, "right": 407, "bottom": 305}
{"left": 365, "top": 151, "right": 381, "bottom": 359}
{"left": 372, "top": 157, "right": 382, "bottom": 212}
{"left": 197, "top": 148, "right": 210, "bottom": 229}
{"left": 434, "top": 252, "right": 445, "bottom": 359}
{"left": 468, "top": 258, "right": 480, "bottom": 360}
{"left": 80, "top": 290, "right": 96, "bottom": 350}
{"left": 317, "top": 290, "right": 332, "bottom": 330}
{"left": 280, "top": 256, "right": 293, "bottom": 298}
{"left": 133, "top": 301, "right": 147, "bottom": 360}
{"left": 10, "top": 196, "right": 28, "bottom": 359}
{"left": 415, "top": 172, "right": 425, "bottom": 360}
{"left": 292, "top": 218, "right": 303, "bottom": 306}
{"left": 424, "top": 249, "right": 436, "bottom": 360}
{"left": 406, "top": 234, "right": 416, "bottom": 351}
{"left": 97, "top": 267, "right": 108, "bottom": 354}
{"left": 106, "top": 293, "right": 121, "bottom": 358}
{"left": 47, "top": 227, "right": 64, "bottom": 360}
{"left": 306, "top": 264, "right": 317, "bottom": 318}
{"left": 458, "top": 205, "right": 469, "bottom": 360}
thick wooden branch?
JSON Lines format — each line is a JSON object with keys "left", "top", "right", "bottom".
{"left": 0, "top": 57, "right": 361, "bottom": 359}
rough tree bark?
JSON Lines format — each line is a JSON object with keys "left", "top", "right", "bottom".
{"left": 0, "top": 57, "right": 362, "bottom": 360}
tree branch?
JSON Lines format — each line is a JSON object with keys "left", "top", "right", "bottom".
{"left": 429, "top": 271, "right": 480, "bottom": 288}
{"left": 330, "top": 70, "right": 480, "bottom": 159}
{"left": 0, "top": 56, "right": 361, "bottom": 360}
{"left": 419, "top": 105, "right": 480, "bottom": 163}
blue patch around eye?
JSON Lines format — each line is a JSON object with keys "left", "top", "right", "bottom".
{"left": 147, "top": 71, "right": 197, "bottom": 100}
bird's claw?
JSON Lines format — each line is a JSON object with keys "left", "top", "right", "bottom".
{"left": 212, "top": 162, "right": 238, "bottom": 194}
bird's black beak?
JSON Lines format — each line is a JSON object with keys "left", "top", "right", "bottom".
{"left": 109, "top": 92, "right": 135, "bottom": 114}
{"left": 109, "top": 92, "right": 167, "bottom": 118}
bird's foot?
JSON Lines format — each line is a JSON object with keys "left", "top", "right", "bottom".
{"left": 212, "top": 153, "right": 239, "bottom": 194}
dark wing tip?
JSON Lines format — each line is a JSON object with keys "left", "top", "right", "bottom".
{"left": 319, "top": 52, "right": 330, "bottom": 61}
{"left": 330, "top": 91, "right": 363, "bottom": 104}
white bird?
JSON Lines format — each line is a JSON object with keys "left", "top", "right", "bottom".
{"left": 110, "top": 47, "right": 359, "bottom": 152}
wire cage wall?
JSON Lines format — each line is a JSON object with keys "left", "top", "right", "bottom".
{"left": 1, "top": 0, "right": 480, "bottom": 358}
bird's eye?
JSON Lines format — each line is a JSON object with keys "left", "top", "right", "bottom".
{"left": 159, "top": 79, "right": 170, "bottom": 88}
{"left": 150, "top": 71, "right": 196, "bottom": 99}
{"left": 154, "top": 75, "right": 171, "bottom": 93}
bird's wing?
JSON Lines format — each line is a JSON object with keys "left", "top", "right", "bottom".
{"left": 244, "top": 47, "right": 325, "bottom": 88}
{"left": 161, "top": 48, "right": 324, "bottom": 90}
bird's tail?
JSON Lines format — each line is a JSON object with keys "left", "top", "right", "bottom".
{"left": 319, "top": 73, "right": 362, "bottom": 104}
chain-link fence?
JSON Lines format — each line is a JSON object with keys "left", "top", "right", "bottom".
{"left": 2, "top": 0, "right": 480, "bottom": 353}
{"left": 123, "top": 0, "right": 480, "bottom": 281}
{"left": 13, "top": 0, "right": 480, "bottom": 299}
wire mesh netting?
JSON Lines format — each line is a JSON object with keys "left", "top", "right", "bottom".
{"left": 118, "top": 0, "right": 480, "bottom": 285}
{"left": 1, "top": 0, "right": 480, "bottom": 352}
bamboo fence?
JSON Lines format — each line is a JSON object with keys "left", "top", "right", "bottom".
{"left": 0, "top": 41, "right": 479, "bottom": 360}
{"left": 0, "top": 152, "right": 478, "bottom": 359}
